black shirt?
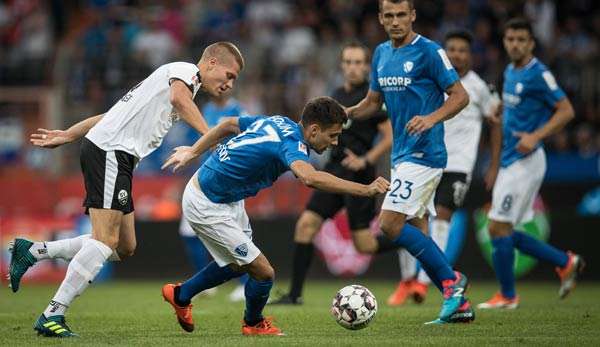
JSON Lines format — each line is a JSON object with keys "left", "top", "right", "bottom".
{"left": 330, "top": 81, "right": 388, "bottom": 163}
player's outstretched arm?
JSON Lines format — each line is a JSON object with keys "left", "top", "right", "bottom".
{"left": 346, "top": 90, "right": 384, "bottom": 120}
{"left": 162, "top": 117, "right": 240, "bottom": 172}
{"left": 170, "top": 80, "right": 210, "bottom": 135}
{"left": 290, "top": 160, "right": 390, "bottom": 197}
{"left": 406, "top": 81, "right": 469, "bottom": 135}
{"left": 515, "top": 98, "right": 575, "bottom": 154}
{"left": 30, "top": 113, "right": 104, "bottom": 148}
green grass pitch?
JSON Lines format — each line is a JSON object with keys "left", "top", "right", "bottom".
{"left": 1, "top": 280, "right": 599, "bottom": 346}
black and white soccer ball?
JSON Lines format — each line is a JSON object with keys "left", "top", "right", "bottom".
{"left": 331, "top": 284, "right": 377, "bottom": 330}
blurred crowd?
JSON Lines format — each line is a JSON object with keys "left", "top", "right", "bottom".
{"left": 1, "top": 0, "right": 600, "bottom": 159}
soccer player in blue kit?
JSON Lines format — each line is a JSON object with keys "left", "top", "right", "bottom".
{"left": 160, "top": 97, "right": 390, "bottom": 336}
{"left": 346, "top": 0, "right": 472, "bottom": 324}
{"left": 478, "top": 18, "right": 583, "bottom": 309}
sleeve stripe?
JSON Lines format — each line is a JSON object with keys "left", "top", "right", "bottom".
{"left": 542, "top": 71, "right": 559, "bottom": 91}
{"left": 168, "top": 78, "right": 194, "bottom": 93}
{"left": 437, "top": 49, "right": 454, "bottom": 70}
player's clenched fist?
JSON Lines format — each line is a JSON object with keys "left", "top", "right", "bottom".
{"left": 365, "top": 176, "right": 390, "bottom": 196}
{"left": 162, "top": 146, "right": 196, "bottom": 172}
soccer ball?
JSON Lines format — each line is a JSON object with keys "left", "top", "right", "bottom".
{"left": 331, "top": 284, "right": 377, "bottom": 330}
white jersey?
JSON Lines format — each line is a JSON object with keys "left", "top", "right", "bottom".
{"left": 444, "top": 70, "right": 499, "bottom": 175}
{"left": 86, "top": 62, "right": 202, "bottom": 159}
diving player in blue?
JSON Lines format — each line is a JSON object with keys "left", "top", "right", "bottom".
{"left": 478, "top": 18, "right": 583, "bottom": 310}
{"left": 160, "top": 97, "right": 390, "bottom": 336}
{"left": 346, "top": 0, "right": 471, "bottom": 324}
{"left": 176, "top": 93, "right": 250, "bottom": 302}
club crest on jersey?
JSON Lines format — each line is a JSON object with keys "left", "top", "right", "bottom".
{"left": 403, "top": 61, "right": 414, "bottom": 73}
{"left": 118, "top": 190, "right": 128, "bottom": 205}
{"left": 234, "top": 243, "right": 248, "bottom": 257}
{"left": 298, "top": 141, "right": 308, "bottom": 155}
{"left": 515, "top": 83, "right": 524, "bottom": 94}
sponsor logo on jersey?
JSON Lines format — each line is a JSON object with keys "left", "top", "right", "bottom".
{"left": 378, "top": 76, "right": 412, "bottom": 91}
{"left": 234, "top": 243, "right": 248, "bottom": 257}
{"left": 515, "top": 82, "right": 524, "bottom": 94}
{"left": 298, "top": 141, "right": 308, "bottom": 155}
{"left": 503, "top": 92, "right": 521, "bottom": 107}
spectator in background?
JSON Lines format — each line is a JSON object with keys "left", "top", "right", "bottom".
{"left": 524, "top": 0, "right": 556, "bottom": 49}
{"left": 3, "top": 0, "right": 600, "bottom": 171}
{"left": 575, "top": 123, "right": 598, "bottom": 158}
{"left": 132, "top": 10, "right": 179, "bottom": 69}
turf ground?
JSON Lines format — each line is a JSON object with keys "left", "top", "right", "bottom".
{"left": 1, "top": 280, "right": 599, "bottom": 346}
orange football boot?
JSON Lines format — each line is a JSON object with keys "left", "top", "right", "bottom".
{"left": 556, "top": 251, "right": 585, "bottom": 299}
{"left": 162, "top": 283, "right": 194, "bottom": 332}
{"left": 412, "top": 280, "right": 429, "bottom": 304}
{"left": 242, "top": 317, "right": 284, "bottom": 336}
{"left": 387, "top": 280, "right": 414, "bottom": 306}
{"left": 477, "top": 292, "right": 519, "bottom": 309}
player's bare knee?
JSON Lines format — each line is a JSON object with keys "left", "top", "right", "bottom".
{"left": 354, "top": 241, "right": 376, "bottom": 254}
{"left": 379, "top": 218, "right": 403, "bottom": 239}
{"left": 488, "top": 220, "right": 512, "bottom": 238}
{"left": 294, "top": 212, "right": 322, "bottom": 243}
{"left": 117, "top": 240, "right": 136, "bottom": 258}
{"left": 353, "top": 231, "right": 377, "bottom": 254}
{"left": 93, "top": 231, "right": 120, "bottom": 250}
{"left": 435, "top": 205, "right": 453, "bottom": 222}
{"left": 246, "top": 254, "right": 275, "bottom": 281}
{"left": 251, "top": 263, "right": 274, "bottom": 281}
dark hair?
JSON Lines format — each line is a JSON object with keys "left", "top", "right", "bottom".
{"left": 340, "top": 41, "right": 371, "bottom": 62}
{"left": 444, "top": 30, "right": 473, "bottom": 46}
{"left": 504, "top": 18, "right": 534, "bottom": 38}
{"left": 378, "top": 0, "right": 414, "bottom": 11}
{"left": 300, "top": 96, "right": 347, "bottom": 129}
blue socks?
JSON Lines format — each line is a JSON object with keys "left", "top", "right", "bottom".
{"left": 512, "top": 231, "right": 568, "bottom": 268}
{"left": 392, "top": 223, "right": 455, "bottom": 292}
{"left": 491, "top": 235, "right": 516, "bottom": 299}
{"left": 491, "top": 231, "right": 570, "bottom": 299}
{"left": 244, "top": 277, "right": 273, "bottom": 326}
{"left": 177, "top": 261, "right": 242, "bottom": 305}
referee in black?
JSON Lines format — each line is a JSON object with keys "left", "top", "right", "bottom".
{"left": 271, "top": 42, "right": 395, "bottom": 305}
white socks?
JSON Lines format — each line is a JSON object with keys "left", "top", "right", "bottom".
{"left": 30, "top": 235, "right": 92, "bottom": 261}
{"left": 30, "top": 234, "right": 122, "bottom": 262}
{"left": 44, "top": 238, "right": 112, "bottom": 317}
{"left": 398, "top": 248, "right": 417, "bottom": 281}
{"left": 415, "top": 219, "right": 450, "bottom": 285}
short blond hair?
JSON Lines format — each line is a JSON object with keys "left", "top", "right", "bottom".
{"left": 200, "top": 42, "right": 245, "bottom": 70}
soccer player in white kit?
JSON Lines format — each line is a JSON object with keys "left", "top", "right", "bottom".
{"left": 9, "top": 42, "right": 245, "bottom": 337}
{"left": 389, "top": 30, "right": 502, "bottom": 307}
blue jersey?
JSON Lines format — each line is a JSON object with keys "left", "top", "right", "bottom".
{"left": 501, "top": 58, "right": 566, "bottom": 167}
{"left": 199, "top": 115, "right": 310, "bottom": 203}
{"left": 370, "top": 34, "right": 459, "bottom": 168}
{"left": 136, "top": 98, "right": 245, "bottom": 173}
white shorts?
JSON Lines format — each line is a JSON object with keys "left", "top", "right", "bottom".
{"left": 488, "top": 147, "right": 546, "bottom": 225}
{"left": 178, "top": 217, "right": 195, "bottom": 237}
{"left": 181, "top": 176, "right": 260, "bottom": 267}
{"left": 381, "top": 162, "right": 443, "bottom": 219}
